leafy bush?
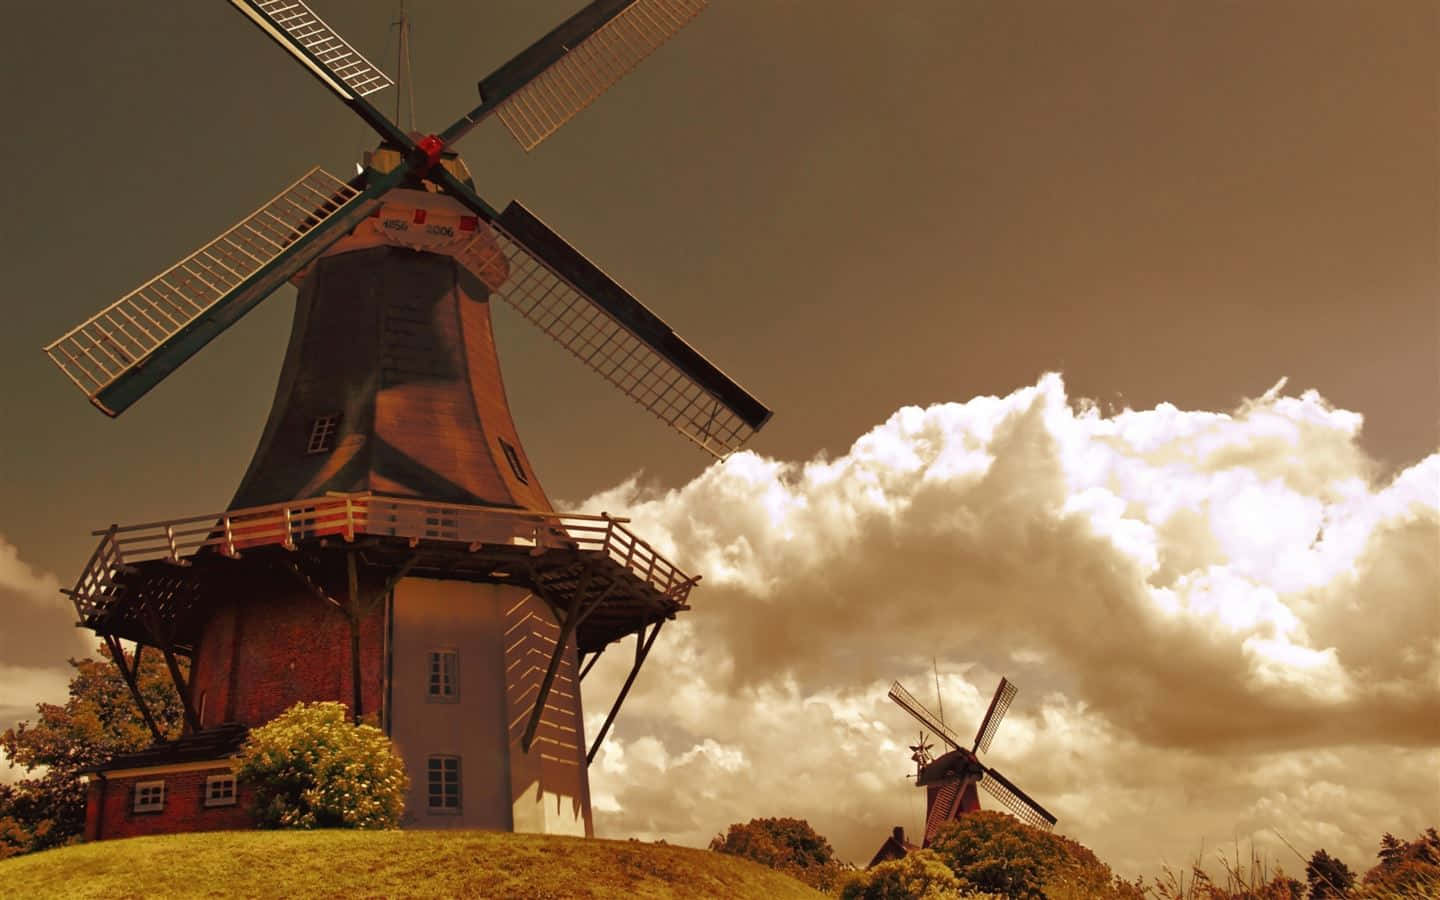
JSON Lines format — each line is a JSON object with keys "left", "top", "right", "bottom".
{"left": 710, "top": 816, "right": 850, "bottom": 893}
{"left": 232, "top": 701, "right": 408, "bottom": 829}
{"left": 928, "top": 810, "right": 1135, "bottom": 899}
{"left": 840, "top": 850, "right": 972, "bottom": 899}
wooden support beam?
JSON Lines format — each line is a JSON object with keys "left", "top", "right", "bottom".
{"left": 279, "top": 560, "right": 344, "bottom": 611}
{"left": 103, "top": 635, "right": 164, "bottom": 744}
{"left": 162, "top": 647, "right": 201, "bottom": 735}
{"left": 520, "top": 563, "right": 599, "bottom": 753}
{"left": 587, "top": 618, "right": 665, "bottom": 764}
{"left": 578, "top": 649, "right": 603, "bottom": 682}
{"left": 347, "top": 551, "right": 363, "bottom": 724}
{"left": 381, "top": 553, "right": 421, "bottom": 598}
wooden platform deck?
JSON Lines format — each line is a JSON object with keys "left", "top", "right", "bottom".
{"left": 67, "top": 492, "right": 695, "bottom": 656}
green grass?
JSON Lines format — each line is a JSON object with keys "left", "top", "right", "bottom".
{"left": 0, "top": 830, "right": 826, "bottom": 899}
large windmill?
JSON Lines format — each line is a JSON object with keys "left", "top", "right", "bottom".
{"left": 48, "top": 0, "right": 769, "bottom": 841}
{"left": 888, "top": 677, "right": 1056, "bottom": 845}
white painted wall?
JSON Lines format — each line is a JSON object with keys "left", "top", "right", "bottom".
{"left": 389, "top": 577, "right": 591, "bottom": 836}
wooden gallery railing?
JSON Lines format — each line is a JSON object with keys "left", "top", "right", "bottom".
{"left": 69, "top": 492, "right": 695, "bottom": 623}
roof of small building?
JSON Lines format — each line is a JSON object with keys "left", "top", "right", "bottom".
{"left": 84, "top": 724, "right": 249, "bottom": 774}
{"left": 866, "top": 826, "right": 922, "bottom": 869}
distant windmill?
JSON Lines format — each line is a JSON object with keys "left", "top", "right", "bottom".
{"left": 888, "top": 677, "right": 1056, "bottom": 844}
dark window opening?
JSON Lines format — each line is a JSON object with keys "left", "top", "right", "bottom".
{"left": 499, "top": 439, "right": 528, "bottom": 484}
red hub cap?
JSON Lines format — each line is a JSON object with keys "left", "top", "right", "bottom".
{"left": 417, "top": 134, "right": 445, "bottom": 167}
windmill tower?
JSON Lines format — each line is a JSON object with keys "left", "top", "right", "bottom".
{"left": 46, "top": 0, "right": 769, "bottom": 842}
{"left": 887, "top": 677, "right": 1056, "bottom": 846}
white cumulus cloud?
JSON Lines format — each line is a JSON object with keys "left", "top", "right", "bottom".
{"left": 577, "top": 374, "right": 1439, "bottom": 880}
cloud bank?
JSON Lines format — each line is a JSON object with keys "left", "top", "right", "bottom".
{"left": 577, "top": 374, "right": 1439, "bottom": 879}
{"left": 0, "top": 535, "right": 89, "bottom": 781}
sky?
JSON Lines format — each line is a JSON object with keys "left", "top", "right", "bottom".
{"left": 1, "top": 0, "right": 1436, "bottom": 882}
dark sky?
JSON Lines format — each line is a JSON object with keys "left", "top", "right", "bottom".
{"left": 2, "top": 1, "right": 1435, "bottom": 583}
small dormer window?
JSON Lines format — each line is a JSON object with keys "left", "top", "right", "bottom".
{"left": 307, "top": 414, "right": 341, "bottom": 454}
{"left": 499, "top": 438, "right": 528, "bottom": 484}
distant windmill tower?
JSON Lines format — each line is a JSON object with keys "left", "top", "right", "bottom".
{"left": 888, "top": 677, "right": 1056, "bottom": 845}
{"left": 46, "top": 0, "right": 769, "bottom": 842}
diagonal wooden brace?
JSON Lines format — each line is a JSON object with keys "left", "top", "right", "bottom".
{"left": 162, "top": 647, "right": 201, "bottom": 734}
{"left": 577, "top": 649, "right": 604, "bottom": 682}
{"left": 280, "top": 560, "right": 344, "bottom": 611}
{"left": 520, "top": 564, "right": 613, "bottom": 753}
{"left": 104, "top": 635, "right": 165, "bottom": 744}
{"left": 587, "top": 617, "right": 665, "bottom": 764}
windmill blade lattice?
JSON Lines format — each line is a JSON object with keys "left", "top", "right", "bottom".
{"left": 888, "top": 681, "right": 966, "bottom": 752}
{"left": 973, "top": 676, "right": 1017, "bottom": 755}
{"left": 230, "top": 0, "right": 393, "bottom": 100}
{"left": 979, "top": 766, "right": 1057, "bottom": 832}
{"left": 482, "top": 0, "right": 708, "bottom": 151}
{"left": 46, "top": 0, "right": 770, "bottom": 454}
{"left": 455, "top": 203, "right": 767, "bottom": 457}
{"left": 44, "top": 168, "right": 377, "bottom": 414}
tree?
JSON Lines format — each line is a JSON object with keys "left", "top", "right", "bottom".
{"left": 927, "top": 810, "right": 1132, "bottom": 899}
{"left": 0, "top": 642, "right": 184, "bottom": 857}
{"left": 1359, "top": 828, "right": 1440, "bottom": 896}
{"left": 232, "top": 701, "right": 408, "bottom": 829}
{"left": 1305, "top": 849, "right": 1355, "bottom": 899}
{"left": 710, "top": 816, "right": 849, "bottom": 893}
{"left": 840, "top": 850, "right": 969, "bottom": 900}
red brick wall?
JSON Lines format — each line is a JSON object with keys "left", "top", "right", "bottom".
{"left": 190, "top": 587, "right": 385, "bottom": 728}
{"left": 88, "top": 768, "right": 253, "bottom": 841}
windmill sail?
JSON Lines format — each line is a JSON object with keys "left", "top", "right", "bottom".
{"left": 973, "top": 676, "right": 1017, "bottom": 754}
{"left": 888, "top": 681, "right": 966, "bottom": 752}
{"left": 456, "top": 201, "right": 768, "bottom": 457}
{"left": 229, "top": 0, "right": 393, "bottom": 100}
{"left": 480, "top": 0, "right": 708, "bottom": 151}
{"left": 979, "top": 766, "right": 1057, "bottom": 831}
{"left": 45, "top": 168, "right": 378, "bottom": 415}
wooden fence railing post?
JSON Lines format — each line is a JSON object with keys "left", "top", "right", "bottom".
{"left": 164, "top": 525, "right": 180, "bottom": 563}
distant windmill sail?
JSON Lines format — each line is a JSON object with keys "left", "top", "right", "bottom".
{"left": 980, "top": 767, "right": 1057, "bottom": 831}
{"left": 888, "top": 681, "right": 965, "bottom": 751}
{"left": 972, "top": 676, "right": 1016, "bottom": 754}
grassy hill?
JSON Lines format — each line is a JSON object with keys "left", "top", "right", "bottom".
{"left": 0, "top": 830, "right": 826, "bottom": 899}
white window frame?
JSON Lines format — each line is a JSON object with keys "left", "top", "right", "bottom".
{"left": 306, "top": 413, "right": 341, "bottom": 454}
{"left": 133, "top": 780, "right": 166, "bottom": 813}
{"left": 427, "top": 755, "right": 461, "bottom": 814}
{"left": 204, "top": 774, "right": 238, "bottom": 808}
{"left": 427, "top": 649, "right": 459, "bottom": 703}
